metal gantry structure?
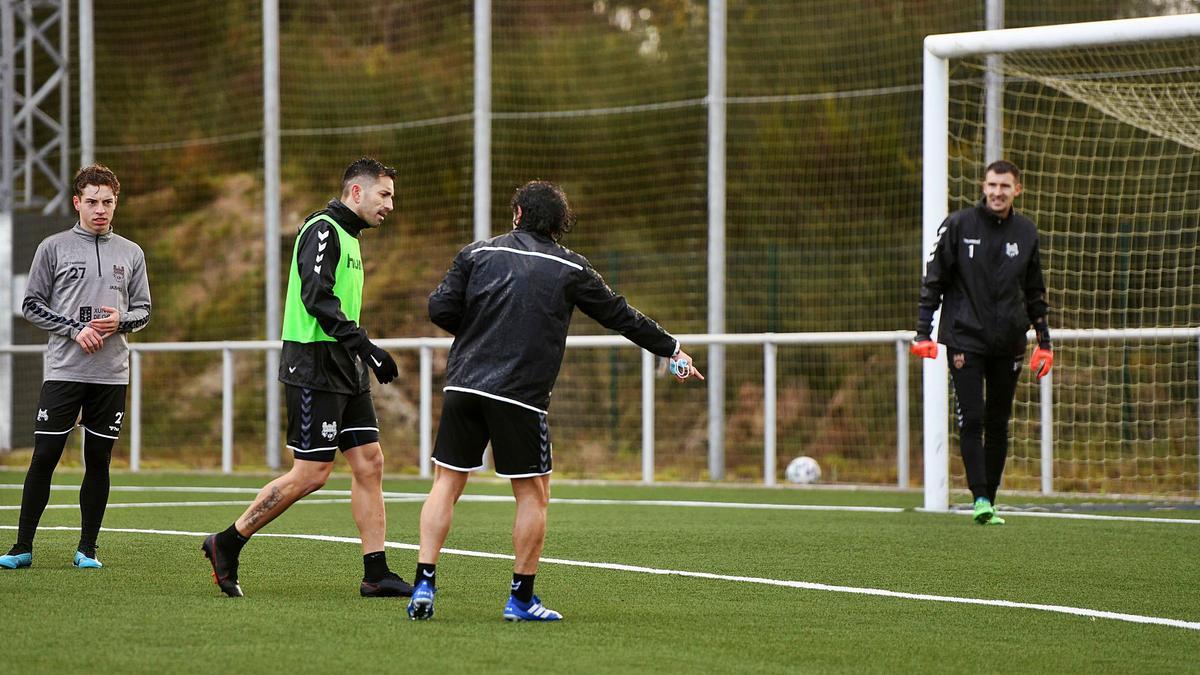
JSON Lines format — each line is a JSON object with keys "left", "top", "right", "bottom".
{"left": 0, "top": 0, "right": 73, "bottom": 450}
{"left": 0, "top": 0, "right": 71, "bottom": 215}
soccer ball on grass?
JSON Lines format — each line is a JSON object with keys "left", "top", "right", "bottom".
{"left": 785, "top": 456, "right": 821, "bottom": 484}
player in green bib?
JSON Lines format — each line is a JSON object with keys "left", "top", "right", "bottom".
{"left": 202, "top": 158, "right": 412, "bottom": 598}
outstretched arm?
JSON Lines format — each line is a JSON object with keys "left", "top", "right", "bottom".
{"left": 571, "top": 262, "right": 702, "bottom": 381}
{"left": 572, "top": 264, "right": 677, "bottom": 357}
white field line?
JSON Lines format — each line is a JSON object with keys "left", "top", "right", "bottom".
{"left": 0, "top": 484, "right": 900, "bottom": 513}
{"left": 986, "top": 510, "right": 1200, "bottom": 525}
{"left": 925, "top": 508, "right": 1200, "bottom": 525}
{"left": 3, "top": 524, "right": 1197, "bottom": 632}
{"left": 0, "top": 498, "right": 359, "bottom": 510}
{"left": 2, "top": 484, "right": 1196, "bottom": 522}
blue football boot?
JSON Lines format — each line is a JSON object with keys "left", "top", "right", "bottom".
{"left": 73, "top": 550, "right": 103, "bottom": 569}
{"left": 503, "top": 594, "right": 563, "bottom": 622}
{"left": 0, "top": 551, "right": 32, "bottom": 569}
{"left": 407, "top": 579, "right": 436, "bottom": 620}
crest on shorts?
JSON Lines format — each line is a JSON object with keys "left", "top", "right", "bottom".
{"left": 1006, "top": 242, "right": 1019, "bottom": 258}
{"left": 953, "top": 352, "right": 966, "bottom": 369}
{"left": 321, "top": 421, "right": 337, "bottom": 441}
{"left": 37, "top": 409, "right": 48, "bottom": 422}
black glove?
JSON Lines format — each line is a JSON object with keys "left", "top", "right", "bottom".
{"left": 360, "top": 342, "right": 398, "bottom": 385}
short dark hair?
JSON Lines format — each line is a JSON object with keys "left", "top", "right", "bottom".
{"left": 985, "top": 160, "right": 1021, "bottom": 183}
{"left": 341, "top": 156, "right": 396, "bottom": 195}
{"left": 73, "top": 164, "right": 120, "bottom": 197}
{"left": 511, "top": 181, "right": 574, "bottom": 242}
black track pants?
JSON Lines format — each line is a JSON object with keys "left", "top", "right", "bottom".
{"left": 947, "top": 349, "right": 1023, "bottom": 503}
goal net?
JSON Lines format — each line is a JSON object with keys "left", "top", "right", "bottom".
{"left": 925, "top": 16, "right": 1200, "bottom": 505}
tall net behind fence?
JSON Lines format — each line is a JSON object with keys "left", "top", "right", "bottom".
{"left": 948, "top": 38, "right": 1200, "bottom": 497}
{"left": 18, "top": 1, "right": 1189, "bottom": 493}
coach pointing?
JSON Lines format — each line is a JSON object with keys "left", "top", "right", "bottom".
{"left": 407, "top": 180, "right": 702, "bottom": 621}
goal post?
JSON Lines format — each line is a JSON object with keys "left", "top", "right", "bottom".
{"left": 922, "top": 14, "right": 1200, "bottom": 512}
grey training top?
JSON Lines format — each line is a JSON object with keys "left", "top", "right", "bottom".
{"left": 22, "top": 222, "right": 152, "bottom": 384}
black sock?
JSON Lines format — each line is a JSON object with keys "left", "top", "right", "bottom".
{"left": 415, "top": 562, "right": 437, "bottom": 588}
{"left": 511, "top": 573, "right": 535, "bottom": 603}
{"left": 78, "top": 429, "right": 115, "bottom": 554}
{"left": 16, "top": 430, "right": 70, "bottom": 548}
{"left": 215, "top": 523, "right": 249, "bottom": 556}
{"left": 6, "top": 543, "right": 31, "bottom": 556}
{"left": 363, "top": 551, "right": 388, "bottom": 581}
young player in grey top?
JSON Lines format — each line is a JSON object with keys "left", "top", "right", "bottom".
{"left": 0, "top": 165, "right": 151, "bottom": 571}
{"left": 23, "top": 221, "right": 151, "bottom": 383}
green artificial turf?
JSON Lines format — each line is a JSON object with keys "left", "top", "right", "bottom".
{"left": 1, "top": 469, "right": 1197, "bottom": 673}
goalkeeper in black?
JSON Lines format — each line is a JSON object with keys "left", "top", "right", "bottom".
{"left": 911, "top": 160, "right": 1054, "bottom": 525}
{"left": 201, "top": 157, "right": 412, "bottom": 598}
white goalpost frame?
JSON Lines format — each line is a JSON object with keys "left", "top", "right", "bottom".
{"left": 921, "top": 13, "right": 1200, "bottom": 512}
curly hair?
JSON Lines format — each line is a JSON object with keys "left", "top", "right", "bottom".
{"left": 73, "top": 164, "right": 120, "bottom": 197}
{"left": 511, "top": 180, "right": 574, "bottom": 242}
{"left": 341, "top": 156, "right": 397, "bottom": 195}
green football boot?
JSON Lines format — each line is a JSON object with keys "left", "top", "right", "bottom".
{"left": 985, "top": 512, "right": 1006, "bottom": 525}
{"left": 972, "top": 497, "right": 994, "bottom": 525}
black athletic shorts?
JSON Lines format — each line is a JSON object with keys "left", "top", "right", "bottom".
{"left": 34, "top": 380, "right": 127, "bottom": 441}
{"left": 433, "top": 390, "right": 553, "bottom": 478}
{"left": 285, "top": 385, "right": 380, "bottom": 462}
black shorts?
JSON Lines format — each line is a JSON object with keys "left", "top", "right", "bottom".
{"left": 285, "top": 385, "right": 380, "bottom": 462}
{"left": 34, "top": 381, "right": 127, "bottom": 441}
{"left": 433, "top": 390, "right": 552, "bottom": 478}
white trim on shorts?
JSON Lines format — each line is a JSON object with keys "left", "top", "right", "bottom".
{"left": 34, "top": 427, "right": 74, "bottom": 435}
{"left": 340, "top": 426, "right": 379, "bottom": 434}
{"left": 81, "top": 425, "right": 119, "bottom": 440}
{"left": 495, "top": 468, "right": 554, "bottom": 479}
{"left": 432, "top": 457, "right": 486, "bottom": 473}
{"left": 287, "top": 444, "right": 339, "bottom": 454}
{"left": 443, "top": 386, "right": 547, "bottom": 415}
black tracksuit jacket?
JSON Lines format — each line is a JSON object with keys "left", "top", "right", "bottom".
{"left": 429, "top": 228, "right": 678, "bottom": 413}
{"left": 917, "top": 200, "right": 1050, "bottom": 357}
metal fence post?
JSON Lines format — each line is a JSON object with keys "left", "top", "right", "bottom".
{"left": 1040, "top": 369, "right": 1053, "bottom": 495}
{"left": 763, "top": 340, "right": 777, "bottom": 486}
{"left": 641, "top": 349, "right": 655, "bottom": 483}
{"left": 420, "top": 344, "right": 432, "bottom": 478}
{"left": 222, "top": 348, "right": 233, "bottom": 473}
{"left": 896, "top": 338, "right": 909, "bottom": 488}
{"left": 130, "top": 349, "right": 141, "bottom": 471}
{"left": 262, "top": 0, "right": 281, "bottom": 472}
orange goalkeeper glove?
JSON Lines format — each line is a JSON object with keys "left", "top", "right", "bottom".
{"left": 910, "top": 339, "right": 938, "bottom": 360}
{"left": 1030, "top": 347, "right": 1054, "bottom": 379}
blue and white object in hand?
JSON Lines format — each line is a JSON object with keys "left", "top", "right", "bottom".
{"left": 669, "top": 357, "right": 692, "bottom": 379}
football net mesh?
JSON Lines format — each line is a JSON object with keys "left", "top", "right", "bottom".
{"left": 946, "top": 38, "right": 1200, "bottom": 496}
{"left": 65, "top": 2, "right": 1197, "bottom": 493}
